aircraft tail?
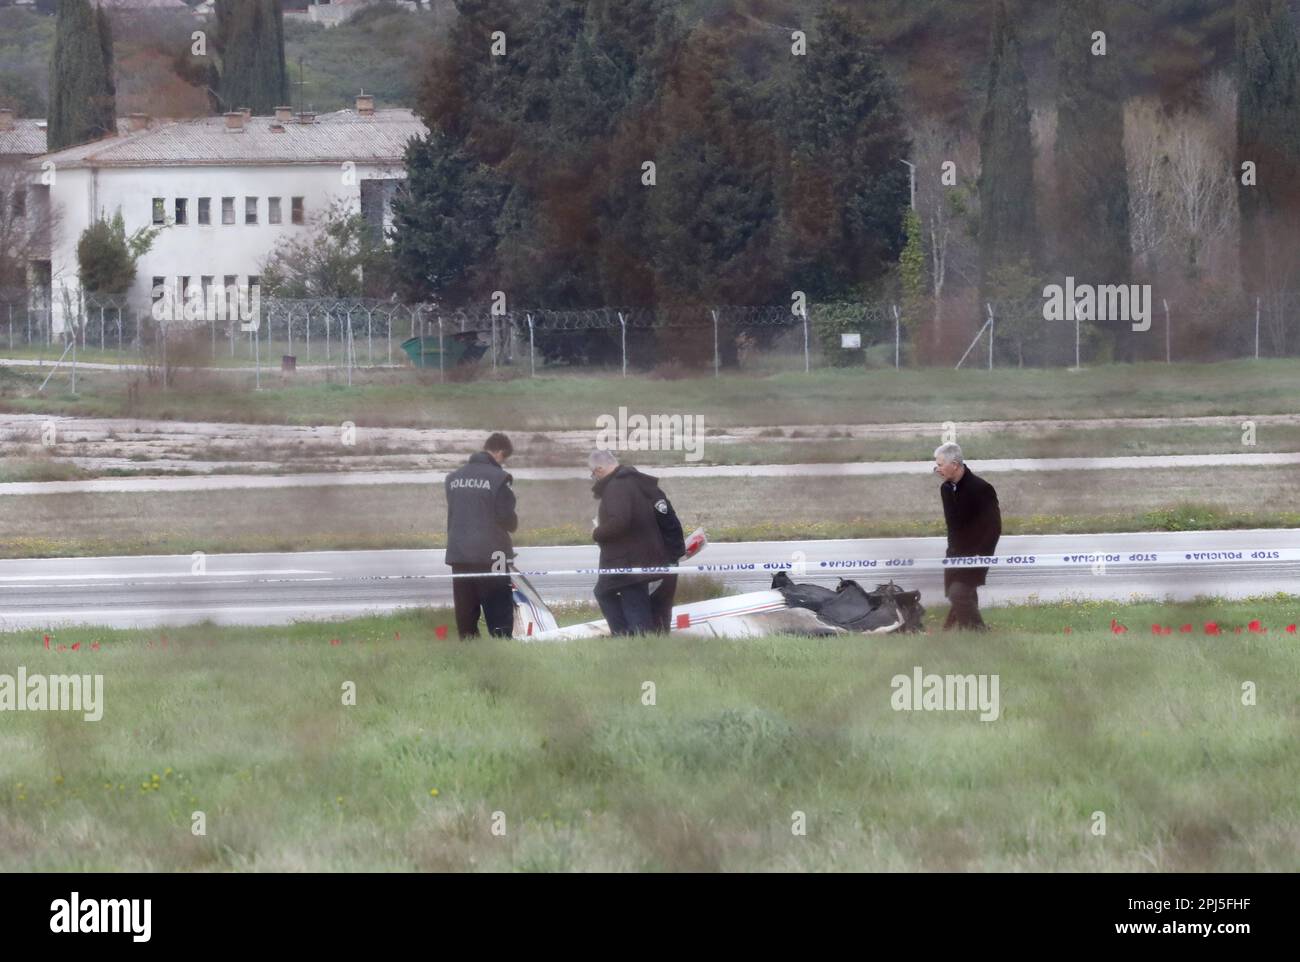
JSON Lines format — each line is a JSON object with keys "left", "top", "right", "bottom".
{"left": 511, "top": 566, "right": 559, "bottom": 638}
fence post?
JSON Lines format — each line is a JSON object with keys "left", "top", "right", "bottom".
{"left": 987, "top": 303, "right": 994, "bottom": 370}
{"left": 438, "top": 315, "right": 444, "bottom": 383}
{"left": 1162, "top": 298, "right": 1170, "bottom": 363}
{"left": 527, "top": 312, "right": 535, "bottom": 377}
{"left": 711, "top": 308, "right": 719, "bottom": 377}
{"left": 491, "top": 314, "right": 498, "bottom": 372}
{"left": 618, "top": 311, "right": 627, "bottom": 376}
{"left": 892, "top": 304, "right": 900, "bottom": 369}
{"left": 254, "top": 314, "right": 261, "bottom": 390}
{"left": 1255, "top": 295, "right": 1261, "bottom": 360}
{"left": 346, "top": 314, "right": 353, "bottom": 387}
{"left": 100, "top": 306, "right": 105, "bottom": 351}
{"left": 802, "top": 306, "right": 809, "bottom": 373}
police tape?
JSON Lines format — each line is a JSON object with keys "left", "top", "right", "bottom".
{"left": 431, "top": 547, "right": 1298, "bottom": 579}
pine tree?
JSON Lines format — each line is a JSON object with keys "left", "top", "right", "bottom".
{"left": 1236, "top": 0, "right": 1300, "bottom": 294}
{"left": 47, "top": 0, "right": 115, "bottom": 151}
{"left": 1054, "top": 0, "right": 1133, "bottom": 356}
{"left": 977, "top": 1, "right": 1037, "bottom": 303}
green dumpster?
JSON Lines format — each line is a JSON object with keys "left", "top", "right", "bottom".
{"left": 400, "top": 332, "right": 488, "bottom": 368}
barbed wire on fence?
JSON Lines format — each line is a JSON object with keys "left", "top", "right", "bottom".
{"left": 3, "top": 287, "right": 1300, "bottom": 373}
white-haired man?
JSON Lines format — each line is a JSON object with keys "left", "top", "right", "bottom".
{"left": 934, "top": 442, "right": 1001, "bottom": 630}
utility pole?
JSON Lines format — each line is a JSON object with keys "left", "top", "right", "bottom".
{"left": 898, "top": 159, "right": 916, "bottom": 211}
{"left": 293, "top": 57, "right": 311, "bottom": 116}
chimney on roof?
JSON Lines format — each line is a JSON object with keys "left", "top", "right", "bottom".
{"left": 127, "top": 112, "right": 149, "bottom": 133}
{"left": 239, "top": 106, "right": 252, "bottom": 120}
{"left": 275, "top": 105, "right": 293, "bottom": 122}
{"left": 356, "top": 93, "right": 375, "bottom": 117}
{"left": 269, "top": 122, "right": 285, "bottom": 134}
{"left": 297, "top": 111, "right": 316, "bottom": 125}
{"left": 224, "top": 111, "right": 245, "bottom": 132}
{"left": 0, "top": 108, "right": 14, "bottom": 132}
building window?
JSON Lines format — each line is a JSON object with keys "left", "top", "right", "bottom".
{"left": 200, "top": 275, "right": 213, "bottom": 316}
{"left": 222, "top": 197, "right": 235, "bottom": 225}
{"left": 291, "top": 196, "right": 304, "bottom": 224}
{"left": 198, "top": 197, "right": 210, "bottom": 225}
{"left": 151, "top": 277, "right": 166, "bottom": 303}
{"left": 245, "top": 197, "right": 258, "bottom": 224}
{"left": 152, "top": 198, "right": 165, "bottom": 225}
{"left": 247, "top": 274, "right": 260, "bottom": 294}
{"left": 12, "top": 188, "right": 26, "bottom": 218}
{"left": 268, "top": 197, "right": 281, "bottom": 224}
{"left": 175, "top": 198, "right": 188, "bottom": 225}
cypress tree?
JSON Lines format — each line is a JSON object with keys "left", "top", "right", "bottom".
{"left": 1236, "top": 0, "right": 1300, "bottom": 294}
{"left": 977, "top": 1, "right": 1037, "bottom": 302}
{"left": 1055, "top": 0, "right": 1133, "bottom": 356}
{"left": 47, "top": 0, "right": 116, "bottom": 151}
{"left": 215, "top": 0, "right": 287, "bottom": 115}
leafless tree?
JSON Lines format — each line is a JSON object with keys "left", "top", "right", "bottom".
{"left": 911, "top": 118, "right": 980, "bottom": 347}
{"left": 0, "top": 160, "right": 56, "bottom": 291}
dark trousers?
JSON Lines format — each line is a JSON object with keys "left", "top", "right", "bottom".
{"left": 943, "top": 581, "right": 987, "bottom": 630}
{"left": 451, "top": 565, "right": 514, "bottom": 639}
{"left": 595, "top": 581, "right": 656, "bottom": 636}
{"left": 649, "top": 575, "right": 677, "bottom": 632}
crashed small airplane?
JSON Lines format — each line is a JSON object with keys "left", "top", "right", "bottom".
{"left": 511, "top": 569, "right": 926, "bottom": 641}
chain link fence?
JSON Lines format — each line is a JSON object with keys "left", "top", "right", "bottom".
{"left": 4, "top": 286, "right": 1300, "bottom": 375}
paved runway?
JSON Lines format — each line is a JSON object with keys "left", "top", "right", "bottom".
{"left": 0, "top": 529, "right": 1295, "bottom": 628}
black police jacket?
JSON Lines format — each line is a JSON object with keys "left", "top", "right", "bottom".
{"left": 445, "top": 451, "right": 517, "bottom": 566}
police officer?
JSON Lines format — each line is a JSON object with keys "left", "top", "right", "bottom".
{"left": 589, "top": 450, "right": 676, "bottom": 635}
{"left": 636, "top": 471, "right": 686, "bottom": 632}
{"left": 445, "top": 433, "right": 517, "bottom": 639}
{"left": 934, "top": 442, "right": 1001, "bottom": 630}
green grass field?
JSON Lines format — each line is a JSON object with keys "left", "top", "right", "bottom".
{"left": 5, "top": 359, "right": 1300, "bottom": 429}
{"left": 1, "top": 597, "right": 1296, "bottom": 871}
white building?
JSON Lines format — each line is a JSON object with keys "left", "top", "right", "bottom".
{"left": 30, "top": 96, "right": 426, "bottom": 328}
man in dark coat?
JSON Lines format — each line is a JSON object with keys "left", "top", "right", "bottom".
{"left": 588, "top": 450, "right": 676, "bottom": 635}
{"left": 632, "top": 470, "right": 686, "bottom": 632}
{"left": 935, "top": 442, "right": 1001, "bottom": 630}
{"left": 445, "top": 432, "right": 517, "bottom": 639}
